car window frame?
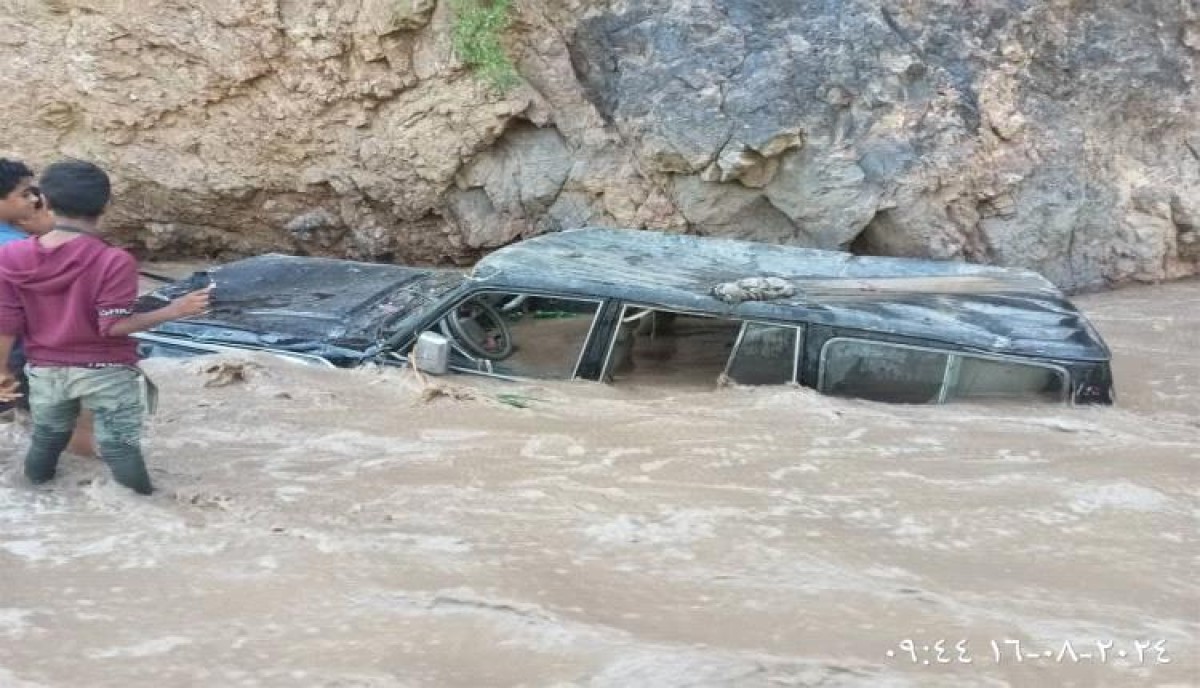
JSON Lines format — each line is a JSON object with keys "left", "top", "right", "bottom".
{"left": 600, "top": 302, "right": 805, "bottom": 385}
{"left": 722, "top": 321, "right": 804, "bottom": 385}
{"left": 428, "top": 288, "right": 607, "bottom": 381}
{"left": 816, "top": 336, "right": 1072, "bottom": 405}
{"left": 600, "top": 303, "right": 708, "bottom": 381}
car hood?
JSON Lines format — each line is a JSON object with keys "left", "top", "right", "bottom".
{"left": 139, "top": 254, "right": 466, "bottom": 356}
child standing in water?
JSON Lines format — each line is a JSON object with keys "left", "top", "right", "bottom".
{"left": 0, "top": 160, "right": 210, "bottom": 494}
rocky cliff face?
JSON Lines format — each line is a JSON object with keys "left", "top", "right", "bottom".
{"left": 1, "top": 0, "right": 1196, "bottom": 290}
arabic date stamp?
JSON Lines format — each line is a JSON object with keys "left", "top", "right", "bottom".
{"left": 885, "top": 638, "right": 1172, "bottom": 666}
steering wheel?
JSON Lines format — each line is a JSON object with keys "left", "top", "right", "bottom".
{"left": 444, "top": 296, "right": 515, "bottom": 361}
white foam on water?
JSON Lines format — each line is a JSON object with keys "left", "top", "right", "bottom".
{"left": 1066, "top": 482, "right": 1174, "bottom": 514}
{"left": 85, "top": 636, "right": 193, "bottom": 659}
{"left": 0, "top": 609, "right": 36, "bottom": 639}
{"left": 0, "top": 540, "right": 52, "bottom": 562}
{"left": 0, "top": 667, "right": 50, "bottom": 688}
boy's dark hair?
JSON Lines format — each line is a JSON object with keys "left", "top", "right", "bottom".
{"left": 40, "top": 159, "right": 111, "bottom": 220}
{"left": 0, "top": 158, "right": 35, "bottom": 198}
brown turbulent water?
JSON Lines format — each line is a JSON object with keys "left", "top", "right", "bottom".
{"left": 0, "top": 278, "right": 1197, "bottom": 688}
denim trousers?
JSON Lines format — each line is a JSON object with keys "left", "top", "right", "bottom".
{"left": 24, "top": 365, "right": 153, "bottom": 495}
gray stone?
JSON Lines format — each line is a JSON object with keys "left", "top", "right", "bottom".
{"left": 672, "top": 175, "right": 800, "bottom": 245}
{"left": 285, "top": 210, "right": 339, "bottom": 238}
{"left": 452, "top": 122, "right": 574, "bottom": 245}
{"left": 763, "top": 148, "right": 882, "bottom": 249}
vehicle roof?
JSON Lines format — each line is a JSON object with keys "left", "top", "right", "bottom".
{"left": 471, "top": 227, "right": 1111, "bottom": 361}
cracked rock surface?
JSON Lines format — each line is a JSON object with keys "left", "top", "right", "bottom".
{"left": 2, "top": 0, "right": 1197, "bottom": 289}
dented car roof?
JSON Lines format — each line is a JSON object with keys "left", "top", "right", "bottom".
{"left": 469, "top": 227, "right": 1111, "bottom": 362}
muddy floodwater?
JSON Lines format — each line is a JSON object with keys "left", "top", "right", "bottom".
{"left": 1, "top": 279, "right": 1197, "bottom": 688}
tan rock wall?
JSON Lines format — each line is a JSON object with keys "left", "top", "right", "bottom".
{"left": 2, "top": 0, "right": 1197, "bottom": 290}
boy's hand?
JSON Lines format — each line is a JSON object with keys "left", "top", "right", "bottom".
{"left": 167, "top": 286, "right": 213, "bottom": 320}
{"left": 0, "top": 373, "right": 22, "bottom": 403}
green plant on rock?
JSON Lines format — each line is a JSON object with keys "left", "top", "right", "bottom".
{"left": 450, "top": 0, "right": 520, "bottom": 92}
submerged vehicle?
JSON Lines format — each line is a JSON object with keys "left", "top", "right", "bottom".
{"left": 135, "top": 227, "right": 1114, "bottom": 406}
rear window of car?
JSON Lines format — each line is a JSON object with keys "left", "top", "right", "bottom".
{"left": 818, "top": 338, "right": 1067, "bottom": 404}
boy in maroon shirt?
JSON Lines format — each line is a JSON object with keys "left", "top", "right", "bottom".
{"left": 0, "top": 159, "right": 96, "bottom": 457}
{"left": 0, "top": 160, "right": 210, "bottom": 494}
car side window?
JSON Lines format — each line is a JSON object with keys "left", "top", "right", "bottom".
{"left": 724, "top": 323, "right": 800, "bottom": 385}
{"left": 819, "top": 338, "right": 1068, "bottom": 404}
{"left": 604, "top": 309, "right": 742, "bottom": 386}
{"left": 438, "top": 292, "right": 600, "bottom": 380}
{"left": 943, "top": 355, "right": 1066, "bottom": 403}
{"left": 820, "top": 340, "right": 948, "bottom": 403}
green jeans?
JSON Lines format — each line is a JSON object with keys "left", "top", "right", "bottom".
{"left": 24, "top": 365, "right": 153, "bottom": 495}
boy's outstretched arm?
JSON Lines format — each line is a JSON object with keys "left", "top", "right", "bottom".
{"left": 96, "top": 251, "right": 212, "bottom": 339}
{"left": 104, "top": 287, "right": 212, "bottom": 338}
